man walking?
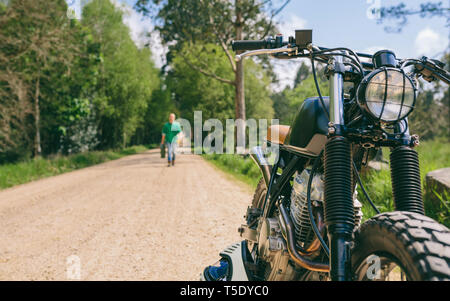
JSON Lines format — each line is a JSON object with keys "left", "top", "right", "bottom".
{"left": 161, "top": 113, "right": 181, "bottom": 167}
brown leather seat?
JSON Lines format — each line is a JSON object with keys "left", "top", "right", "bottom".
{"left": 267, "top": 125, "right": 290, "bottom": 145}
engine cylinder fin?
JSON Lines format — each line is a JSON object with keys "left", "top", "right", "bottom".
{"left": 290, "top": 166, "right": 363, "bottom": 252}
{"left": 290, "top": 169, "right": 322, "bottom": 249}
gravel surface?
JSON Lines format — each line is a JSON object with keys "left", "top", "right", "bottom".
{"left": 0, "top": 149, "right": 252, "bottom": 280}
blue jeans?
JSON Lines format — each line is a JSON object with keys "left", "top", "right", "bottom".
{"left": 166, "top": 141, "right": 177, "bottom": 162}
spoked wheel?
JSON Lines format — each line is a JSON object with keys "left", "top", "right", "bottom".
{"left": 353, "top": 254, "right": 408, "bottom": 281}
{"left": 351, "top": 211, "right": 450, "bottom": 281}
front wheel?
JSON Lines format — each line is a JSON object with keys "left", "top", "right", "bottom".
{"left": 352, "top": 211, "right": 450, "bottom": 280}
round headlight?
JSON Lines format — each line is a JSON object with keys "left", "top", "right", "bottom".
{"left": 357, "top": 68, "right": 416, "bottom": 123}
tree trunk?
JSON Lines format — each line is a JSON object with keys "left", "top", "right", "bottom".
{"left": 34, "top": 74, "right": 42, "bottom": 157}
{"left": 234, "top": 0, "right": 246, "bottom": 152}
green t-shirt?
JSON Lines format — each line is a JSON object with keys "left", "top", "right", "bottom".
{"left": 162, "top": 121, "right": 181, "bottom": 143}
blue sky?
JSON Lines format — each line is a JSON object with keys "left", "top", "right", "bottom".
{"left": 117, "top": 0, "right": 448, "bottom": 57}
{"left": 276, "top": 0, "right": 448, "bottom": 59}
{"left": 113, "top": 0, "right": 448, "bottom": 88}
{"left": 270, "top": 0, "right": 449, "bottom": 88}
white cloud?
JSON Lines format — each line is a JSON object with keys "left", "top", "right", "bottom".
{"left": 269, "top": 14, "right": 308, "bottom": 91}
{"left": 355, "top": 46, "right": 390, "bottom": 64}
{"left": 112, "top": 0, "right": 167, "bottom": 68}
{"left": 270, "top": 59, "right": 298, "bottom": 92}
{"left": 362, "top": 46, "right": 389, "bottom": 55}
{"left": 414, "top": 27, "right": 449, "bottom": 58}
{"left": 277, "top": 14, "right": 308, "bottom": 37}
{"left": 270, "top": 58, "right": 312, "bottom": 92}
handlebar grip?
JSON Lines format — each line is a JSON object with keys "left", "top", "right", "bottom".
{"left": 231, "top": 40, "right": 268, "bottom": 51}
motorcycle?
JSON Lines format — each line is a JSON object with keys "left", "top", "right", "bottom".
{"left": 202, "top": 30, "right": 450, "bottom": 281}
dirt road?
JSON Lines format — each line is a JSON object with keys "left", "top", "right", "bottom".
{"left": 0, "top": 149, "right": 252, "bottom": 280}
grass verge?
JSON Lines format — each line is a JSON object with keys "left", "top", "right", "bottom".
{"left": 357, "top": 138, "right": 450, "bottom": 227}
{"left": 202, "top": 153, "right": 261, "bottom": 188}
{"left": 0, "top": 145, "right": 149, "bottom": 190}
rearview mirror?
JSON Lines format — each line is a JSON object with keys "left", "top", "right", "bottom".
{"left": 295, "top": 30, "right": 312, "bottom": 48}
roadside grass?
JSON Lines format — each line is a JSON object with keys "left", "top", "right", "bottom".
{"left": 0, "top": 145, "right": 149, "bottom": 190}
{"left": 202, "top": 153, "right": 261, "bottom": 188}
{"left": 202, "top": 139, "right": 450, "bottom": 227}
{"left": 357, "top": 139, "right": 450, "bottom": 227}
{"left": 425, "top": 189, "right": 450, "bottom": 228}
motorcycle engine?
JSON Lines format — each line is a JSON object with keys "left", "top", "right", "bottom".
{"left": 255, "top": 169, "right": 363, "bottom": 281}
{"left": 290, "top": 169, "right": 363, "bottom": 250}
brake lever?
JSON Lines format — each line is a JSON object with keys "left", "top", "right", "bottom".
{"left": 414, "top": 56, "right": 450, "bottom": 85}
{"left": 429, "top": 58, "right": 445, "bottom": 69}
{"left": 235, "top": 46, "right": 298, "bottom": 62}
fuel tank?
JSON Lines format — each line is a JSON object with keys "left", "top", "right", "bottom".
{"left": 285, "top": 96, "right": 329, "bottom": 154}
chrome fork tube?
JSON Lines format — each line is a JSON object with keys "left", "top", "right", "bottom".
{"left": 329, "top": 55, "right": 345, "bottom": 126}
{"left": 325, "top": 54, "right": 354, "bottom": 281}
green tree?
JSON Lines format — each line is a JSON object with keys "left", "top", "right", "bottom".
{"left": 376, "top": 1, "right": 449, "bottom": 140}
{"left": 409, "top": 54, "right": 450, "bottom": 140}
{"left": 166, "top": 42, "right": 273, "bottom": 149}
{"left": 244, "top": 59, "right": 274, "bottom": 120}
{"left": 0, "top": 0, "right": 86, "bottom": 157}
{"left": 167, "top": 43, "right": 235, "bottom": 123}
{"left": 82, "top": 0, "right": 160, "bottom": 149}
{"left": 273, "top": 63, "right": 328, "bottom": 125}
{"left": 135, "top": 0, "right": 289, "bottom": 144}
{"left": 39, "top": 19, "right": 103, "bottom": 155}
{"left": 131, "top": 86, "right": 177, "bottom": 145}
{"left": 377, "top": 1, "right": 449, "bottom": 33}
{"left": 293, "top": 62, "right": 310, "bottom": 88}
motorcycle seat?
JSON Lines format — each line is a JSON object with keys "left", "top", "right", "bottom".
{"left": 267, "top": 125, "right": 290, "bottom": 145}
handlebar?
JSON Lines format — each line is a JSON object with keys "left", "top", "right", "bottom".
{"left": 235, "top": 46, "right": 298, "bottom": 62}
{"left": 231, "top": 36, "right": 449, "bottom": 85}
{"left": 232, "top": 35, "right": 289, "bottom": 51}
{"left": 232, "top": 40, "right": 270, "bottom": 51}
{"left": 413, "top": 57, "right": 450, "bottom": 85}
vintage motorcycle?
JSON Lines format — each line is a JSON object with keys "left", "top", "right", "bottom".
{"left": 202, "top": 30, "right": 450, "bottom": 281}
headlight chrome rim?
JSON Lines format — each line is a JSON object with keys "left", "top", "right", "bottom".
{"left": 357, "top": 67, "right": 417, "bottom": 123}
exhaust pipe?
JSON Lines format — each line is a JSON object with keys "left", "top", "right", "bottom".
{"left": 278, "top": 203, "right": 330, "bottom": 273}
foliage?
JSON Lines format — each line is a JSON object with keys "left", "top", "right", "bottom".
{"left": 167, "top": 43, "right": 274, "bottom": 123}
{"left": 0, "top": 145, "right": 149, "bottom": 190}
{"left": 0, "top": 0, "right": 162, "bottom": 163}
{"left": 0, "top": 0, "right": 81, "bottom": 156}
{"left": 425, "top": 189, "right": 449, "bottom": 228}
{"left": 39, "top": 20, "right": 102, "bottom": 155}
{"left": 409, "top": 53, "right": 450, "bottom": 141}
{"left": 136, "top": 0, "right": 281, "bottom": 45}
{"left": 205, "top": 139, "right": 450, "bottom": 228}
{"left": 272, "top": 63, "right": 329, "bottom": 124}
{"left": 245, "top": 60, "right": 275, "bottom": 120}
{"left": 377, "top": 1, "right": 450, "bottom": 33}
{"left": 1, "top": 0, "right": 448, "bottom": 172}
{"left": 82, "top": 0, "right": 160, "bottom": 149}
{"left": 135, "top": 0, "right": 287, "bottom": 137}
{"left": 168, "top": 43, "right": 235, "bottom": 122}
{"left": 131, "top": 87, "right": 177, "bottom": 146}
{"left": 203, "top": 153, "right": 261, "bottom": 188}
{"left": 357, "top": 139, "right": 450, "bottom": 227}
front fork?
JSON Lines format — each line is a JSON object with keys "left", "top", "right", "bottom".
{"left": 390, "top": 121, "right": 425, "bottom": 214}
{"left": 324, "top": 55, "right": 354, "bottom": 281}
{"left": 324, "top": 56, "right": 425, "bottom": 281}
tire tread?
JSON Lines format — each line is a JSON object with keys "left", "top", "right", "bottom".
{"left": 354, "top": 211, "right": 450, "bottom": 280}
